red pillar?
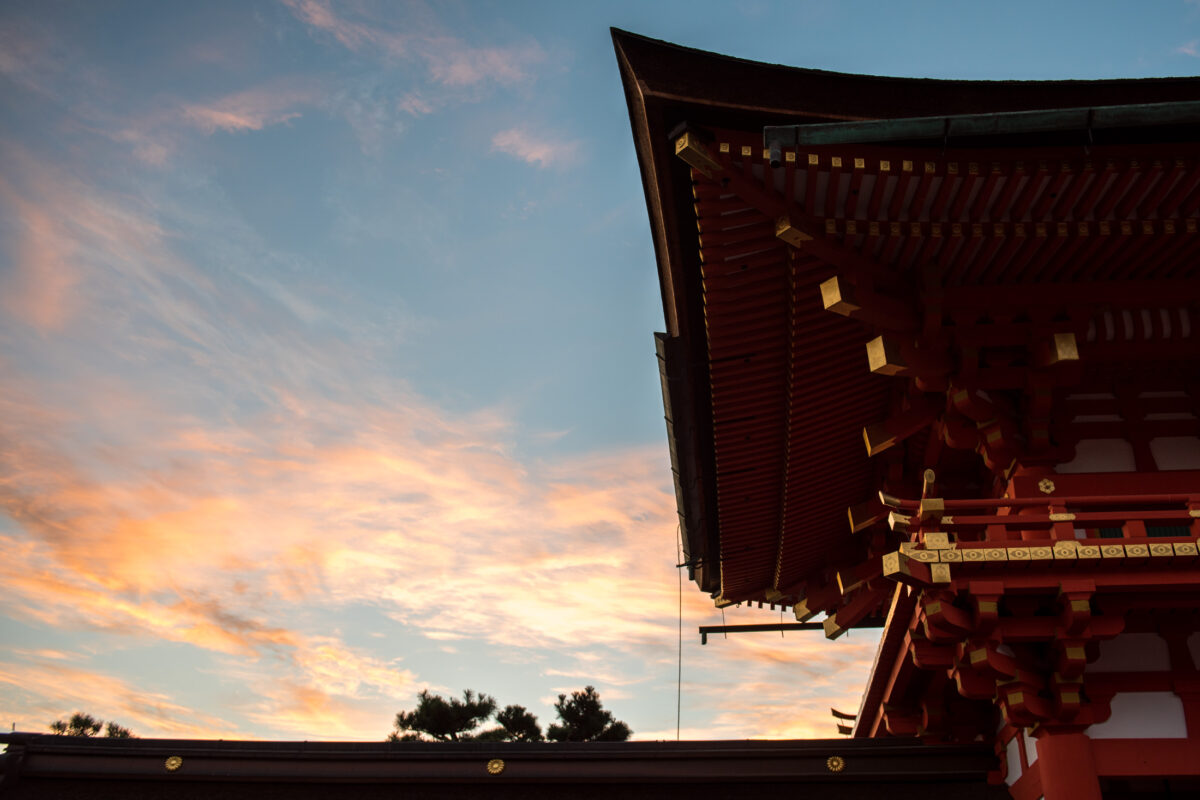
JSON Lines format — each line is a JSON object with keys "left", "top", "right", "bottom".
{"left": 1035, "top": 730, "right": 1101, "bottom": 800}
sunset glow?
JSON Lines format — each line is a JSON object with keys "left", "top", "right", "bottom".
{"left": 3, "top": 0, "right": 1197, "bottom": 742}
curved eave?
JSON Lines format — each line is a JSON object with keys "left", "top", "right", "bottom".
{"left": 613, "top": 27, "right": 1200, "bottom": 603}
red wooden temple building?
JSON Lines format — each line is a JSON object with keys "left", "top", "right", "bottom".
{"left": 615, "top": 28, "right": 1200, "bottom": 799}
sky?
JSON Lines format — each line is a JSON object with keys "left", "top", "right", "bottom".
{"left": 2, "top": 0, "right": 1200, "bottom": 743}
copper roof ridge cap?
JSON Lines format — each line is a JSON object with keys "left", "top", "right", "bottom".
{"left": 611, "top": 27, "right": 1200, "bottom": 88}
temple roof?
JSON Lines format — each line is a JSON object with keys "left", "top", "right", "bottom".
{"left": 0, "top": 733, "right": 1001, "bottom": 797}
{"left": 614, "top": 29, "right": 1200, "bottom": 609}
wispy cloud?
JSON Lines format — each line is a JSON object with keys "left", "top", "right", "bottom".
{"left": 0, "top": 177, "right": 83, "bottom": 332}
{"left": 0, "top": 657, "right": 243, "bottom": 738}
{"left": 491, "top": 128, "right": 581, "bottom": 169}
{"left": 1178, "top": 40, "right": 1200, "bottom": 57}
{"left": 181, "top": 82, "right": 318, "bottom": 134}
{"left": 396, "top": 92, "right": 434, "bottom": 116}
{"left": 0, "top": 130, "right": 871, "bottom": 740}
{"left": 281, "top": 0, "right": 544, "bottom": 89}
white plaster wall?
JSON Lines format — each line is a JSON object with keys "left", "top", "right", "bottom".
{"left": 1091, "top": 633, "right": 1171, "bottom": 672}
{"left": 1149, "top": 437, "right": 1200, "bottom": 470}
{"left": 1088, "top": 691, "right": 1188, "bottom": 739}
{"left": 1022, "top": 728, "right": 1038, "bottom": 766}
{"left": 1005, "top": 734, "right": 1022, "bottom": 786}
{"left": 1058, "top": 438, "right": 1137, "bottom": 473}
{"left": 1188, "top": 632, "right": 1200, "bottom": 670}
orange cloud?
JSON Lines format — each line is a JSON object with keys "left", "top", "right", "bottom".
{"left": 0, "top": 145, "right": 877, "bottom": 740}
{"left": 0, "top": 657, "right": 243, "bottom": 738}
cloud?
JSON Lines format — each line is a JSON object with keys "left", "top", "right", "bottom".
{"left": 181, "top": 83, "right": 317, "bottom": 134}
{"left": 1178, "top": 41, "right": 1200, "bottom": 57}
{"left": 422, "top": 38, "right": 540, "bottom": 87}
{"left": 491, "top": 128, "right": 581, "bottom": 169}
{"left": 0, "top": 175, "right": 84, "bottom": 332}
{"left": 396, "top": 92, "right": 433, "bottom": 116}
{"left": 0, "top": 657, "right": 243, "bottom": 738}
{"left": 281, "top": 0, "right": 543, "bottom": 88}
{"left": 0, "top": 144, "right": 875, "bottom": 740}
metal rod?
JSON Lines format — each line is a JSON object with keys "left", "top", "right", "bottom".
{"left": 699, "top": 620, "right": 882, "bottom": 645}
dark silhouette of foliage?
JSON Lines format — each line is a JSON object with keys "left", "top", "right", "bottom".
{"left": 104, "top": 721, "right": 134, "bottom": 738}
{"left": 546, "top": 686, "right": 631, "bottom": 742}
{"left": 473, "top": 704, "right": 543, "bottom": 742}
{"left": 389, "top": 690, "right": 497, "bottom": 742}
{"left": 49, "top": 712, "right": 135, "bottom": 738}
{"left": 387, "top": 687, "right": 625, "bottom": 743}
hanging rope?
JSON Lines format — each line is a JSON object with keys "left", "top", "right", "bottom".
{"left": 675, "top": 523, "right": 683, "bottom": 741}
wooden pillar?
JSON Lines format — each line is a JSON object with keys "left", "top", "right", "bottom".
{"left": 1035, "top": 730, "right": 1101, "bottom": 800}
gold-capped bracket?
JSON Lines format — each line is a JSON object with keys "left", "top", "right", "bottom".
{"left": 823, "top": 615, "right": 848, "bottom": 640}
{"left": 923, "top": 531, "right": 955, "bottom": 550}
{"left": 794, "top": 598, "right": 819, "bottom": 623}
{"left": 1036, "top": 332, "right": 1080, "bottom": 367}
{"left": 776, "top": 216, "right": 814, "bottom": 247}
{"left": 882, "top": 551, "right": 929, "bottom": 587}
{"left": 674, "top": 132, "right": 722, "bottom": 178}
{"left": 918, "top": 497, "right": 945, "bottom": 522}
{"left": 866, "top": 336, "right": 906, "bottom": 377}
{"left": 1053, "top": 541, "right": 1079, "bottom": 560}
{"left": 820, "top": 275, "right": 859, "bottom": 317}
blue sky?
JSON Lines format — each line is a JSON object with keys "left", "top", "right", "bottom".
{"left": 2, "top": 0, "right": 1200, "bottom": 741}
